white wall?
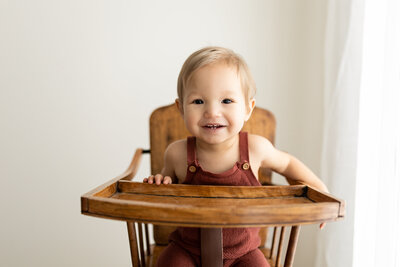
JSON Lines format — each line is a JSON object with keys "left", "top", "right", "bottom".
{"left": 0, "top": 0, "right": 326, "bottom": 266}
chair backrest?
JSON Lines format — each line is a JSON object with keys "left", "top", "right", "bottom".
{"left": 149, "top": 103, "right": 276, "bottom": 245}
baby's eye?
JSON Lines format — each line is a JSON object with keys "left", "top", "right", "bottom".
{"left": 192, "top": 99, "right": 204, "bottom": 104}
{"left": 222, "top": 99, "right": 233, "bottom": 104}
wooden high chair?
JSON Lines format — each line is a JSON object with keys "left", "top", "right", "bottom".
{"left": 81, "top": 103, "right": 344, "bottom": 267}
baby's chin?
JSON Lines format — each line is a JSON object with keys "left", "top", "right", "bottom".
{"left": 196, "top": 131, "right": 241, "bottom": 145}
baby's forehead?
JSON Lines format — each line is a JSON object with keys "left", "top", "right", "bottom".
{"left": 189, "top": 63, "right": 239, "bottom": 82}
{"left": 193, "top": 62, "right": 238, "bottom": 75}
{"left": 185, "top": 87, "right": 241, "bottom": 96}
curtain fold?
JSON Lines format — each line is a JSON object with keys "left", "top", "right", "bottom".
{"left": 316, "top": 1, "right": 364, "bottom": 266}
{"left": 318, "top": 0, "right": 400, "bottom": 266}
{"left": 352, "top": 0, "right": 400, "bottom": 266}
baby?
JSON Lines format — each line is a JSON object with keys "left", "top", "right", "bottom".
{"left": 143, "top": 46, "right": 328, "bottom": 267}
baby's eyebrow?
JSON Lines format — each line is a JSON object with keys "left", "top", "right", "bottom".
{"left": 220, "top": 88, "right": 241, "bottom": 94}
{"left": 185, "top": 93, "right": 201, "bottom": 99}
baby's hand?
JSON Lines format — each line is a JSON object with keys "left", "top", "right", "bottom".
{"left": 143, "top": 174, "right": 173, "bottom": 185}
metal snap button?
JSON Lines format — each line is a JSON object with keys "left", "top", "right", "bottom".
{"left": 242, "top": 162, "right": 250, "bottom": 170}
{"left": 189, "top": 165, "right": 197, "bottom": 173}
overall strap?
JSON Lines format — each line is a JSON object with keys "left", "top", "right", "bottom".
{"left": 239, "top": 132, "right": 250, "bottom": 163}
{"left": 187, "top": 136, "right": 197, "bottom": 165}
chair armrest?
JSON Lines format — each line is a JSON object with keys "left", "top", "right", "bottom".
{"left": 81, "top": 148, "right": 145, "bottom": 202}
{"left": 119, "top": 148, "right": 146, "bottom": 181}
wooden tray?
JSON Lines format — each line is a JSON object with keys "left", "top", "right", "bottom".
{"left": 81, "top": 180, "right": 344, "bottom": 228}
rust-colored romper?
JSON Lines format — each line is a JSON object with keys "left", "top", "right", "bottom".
{"left": 157, "top": 132, "right": 269, "bottom": 267}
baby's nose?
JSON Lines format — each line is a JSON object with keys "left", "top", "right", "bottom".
{"left": 204, "top": 103, "right": 221, "bottom": 118}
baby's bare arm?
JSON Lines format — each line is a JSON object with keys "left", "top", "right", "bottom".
{"left": 252, "top": 135, "right": 328, "bottom": 229}
{"left": 275, "top": 151, "right": 328, "bottom": 192}
{"left": 251, "top": 134, "right": 328, "bottom": 192}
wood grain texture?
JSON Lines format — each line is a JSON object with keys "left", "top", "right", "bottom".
{"left": 117, "top": 181, "right": 306, "bottom": 198}
{"left": 82, "top": 182, "right": 343, "bottom": 228}
{"left": 307, "top": 187, "right": 345, "bottom": 218}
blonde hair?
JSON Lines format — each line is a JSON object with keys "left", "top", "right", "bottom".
{"left": 177, "top": 46, "right": 256, "bottom": 104}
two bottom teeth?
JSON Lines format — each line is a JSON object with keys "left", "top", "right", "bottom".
{"left": 207, "top": 125, "right": 222, "bottom": 129}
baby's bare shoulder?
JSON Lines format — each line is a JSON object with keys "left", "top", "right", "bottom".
{"left": 248, "top": 134, "right": 274, "bottom": 152}
{"left": 164, "top": 139, "right": 187, "bottom": 182}
{"left": 165, "top": 139, "right": 187, "bottom": 162}
{"left": 248, "top": 133, "right": 289, "bottom": 171}
{"left": 247, "top": 134, "right": 276, "bottom": 165}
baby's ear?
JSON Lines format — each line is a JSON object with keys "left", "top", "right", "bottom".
{"left": 175, "top": 99, "right": 184, "bottom": 115}
{"left": 245, "top": 98, "right": 256, "bottom": 121}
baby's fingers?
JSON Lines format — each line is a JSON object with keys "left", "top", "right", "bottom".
{"left": 154, "top": 174, "right": 164, "bottom": 185}
{"left": 320, "top": 222, "right": 326, "bottom": 230}
{"left": 163, "top": 176, "right": 173, "bottom": 184}
{"left": 143, "top": 174, "right": 171, "bottom": 185}
{"left": 143, "top": 175, "right": 154, "bottom": 184}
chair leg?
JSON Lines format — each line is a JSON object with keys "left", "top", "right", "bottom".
{"left": 284, "top": 225, "right": 301, "bottom": 267}
{"left": 138, "top": 223, "right": 146, "bottom": 267}
{"left": 144, "top": 224, "right": 151, "bottom": 256}
{"left": 201, "top": 228, "right": 223, "bottom": 267}
{"left": 270, "top": 227, "right": 278, "bottom": 259}
{"left": 127, "top": 222, "right": 141, "bottom": 267}
{"left": 275, "top": 227, "right": 286, "bottom": 267}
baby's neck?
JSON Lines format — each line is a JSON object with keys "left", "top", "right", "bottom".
{"left": 196, "top": 134, "right": 239, "bottom": 154}
{"left": 195, "top": 134, "right": 240, "bottom": 173}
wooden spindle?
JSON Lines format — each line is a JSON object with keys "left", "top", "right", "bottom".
{"left": 270, "top": 226, "right": 278, "bottom": 259}
{"left": 284, "top": 226, "right": 301, "bottom": 267}
{"left": 264, "top": 226, "right": 269, "bottom": 245}
{"left": 144, "top": 224, "right": 151, "bottom": 256}
{"left": 275, "top": 226, "right": 286, "bottom": 267}
{"left": 138, "top": 223, "right": 146, "bottom": 267}
{"left": 126, "top": 222, "right": 140, "bottom": 267}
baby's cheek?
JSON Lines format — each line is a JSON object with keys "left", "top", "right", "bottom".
{"left": 184, "top": 114, "right": 199, "bottom": 129}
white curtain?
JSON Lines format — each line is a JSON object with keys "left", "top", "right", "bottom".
{"left": 317, "top": 0, "right": 400, "bottom": 266}
{"left": 353, "top": 0, "right": 400, "bottom": 266}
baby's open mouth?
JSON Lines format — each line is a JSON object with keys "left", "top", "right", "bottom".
{"left": 204, "top": 124, "right": 225, "bottom": 129}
